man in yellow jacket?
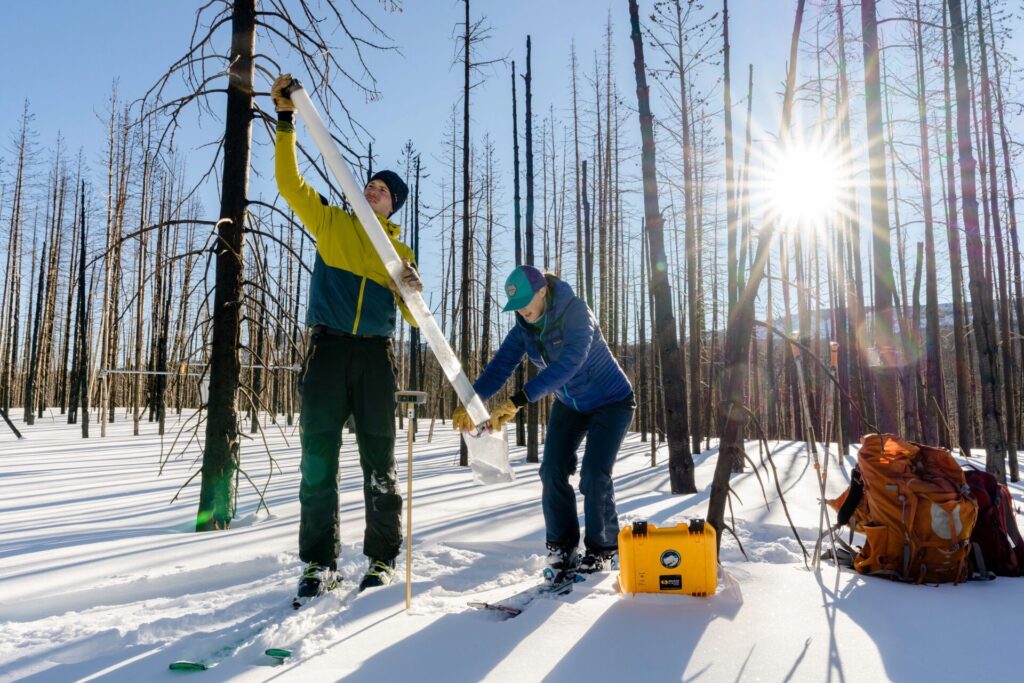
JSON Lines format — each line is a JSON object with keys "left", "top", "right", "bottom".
{"left": 272, "top": 74, "right": 421, "bottom": 603}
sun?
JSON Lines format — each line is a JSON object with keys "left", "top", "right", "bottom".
{"left": 766, "top": 137, "right": 844, "bottom": 233}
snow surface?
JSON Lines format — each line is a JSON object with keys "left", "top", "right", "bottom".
{"left": 1, "top": 411, "right": 1021, "bottom": 682}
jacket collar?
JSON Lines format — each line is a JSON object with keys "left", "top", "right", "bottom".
{"left": 515, "top": 276, "right": 575, "bottom": 333}
{"left": 375, "top": 212, "right": 401, "bottom": 239}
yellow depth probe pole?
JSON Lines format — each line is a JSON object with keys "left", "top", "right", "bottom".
{"left": 396, "top": 391, "right": 427, "bottom": 609}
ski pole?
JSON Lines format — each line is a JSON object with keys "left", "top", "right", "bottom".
{"left": 284, "top": 80, "right": 489, "bottom": 430}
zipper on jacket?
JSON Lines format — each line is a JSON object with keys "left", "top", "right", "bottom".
{"left": 352, "top": 276, "right": 367, "bottom": 333}
{"left": 533, "top": 308, "right": 579, "bottom": 410}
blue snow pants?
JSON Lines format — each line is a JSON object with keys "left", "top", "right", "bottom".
{"left": 539, "top": 394, "right": 635, "bottom": 553}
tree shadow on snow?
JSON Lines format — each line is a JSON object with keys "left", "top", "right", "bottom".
{"left": 543, "top": 570, "right": 744, "bottom": 682}
{"left": 819, "top": 569, "right": 1024, "bottom": 681}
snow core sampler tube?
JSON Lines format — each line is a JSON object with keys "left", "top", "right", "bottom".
{"left": 284, "top": 81, "right": 498, "bottom": 440}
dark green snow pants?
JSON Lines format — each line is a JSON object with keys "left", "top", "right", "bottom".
{"left": 298, "top": 331, "right": 401, "bottom": 568}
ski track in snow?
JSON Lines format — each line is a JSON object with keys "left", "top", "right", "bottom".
{"left": 1, "top": 413, "right": 1022, "bottom": 681}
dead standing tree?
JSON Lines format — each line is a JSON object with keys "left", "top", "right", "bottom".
{"left": 524, "top": 35, "right": 540, "bottom": 463}
{"left": 974, "top": 0, "right": 1018, "bottom": 480}
{"left": 708, "top": 0, "right": 806, "bottom": 543}
{"left": 456, "top": 0, "right": 502, "bottom": 463}
{"left": 459, "top": 0, "right": 473, "bottom": 467}
{"left": 861, "top": 0, "right": 900, "bottom": 434}
{"left": 196, "top": 0, "right": 255, "bottom": 530}
{"left": 628, "top": 0, "right": 696, "bottom": 493}
{"left": 144, "top": 0, "right": 395, "bottom": 531}
{"left": 911, "top": 0, "right": 948, "bottom": 447}
{"left": 946, "top": 0, "right": 1008, "bottom": 482}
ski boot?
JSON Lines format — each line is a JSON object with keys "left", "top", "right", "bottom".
{"left": 358, "top": 558, "right": 396, "bottom": 592}
{"left": 543, "top": 544, "right": 580, "bottom": 587}
{"left": 579, "top": 548, "right": 618, "bottom": 574}
{"left": 293, "top": 562, "right": 338, "bottom": 608}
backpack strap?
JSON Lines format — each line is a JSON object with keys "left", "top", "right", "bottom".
{"left": 835, "top": 467, "right": 864, "bottom": 528}
{"left": 970, "top": 543, "right": 996, "bottom": 581}
{"left": 821, "top": 528, "right": 858, "bottom": 569}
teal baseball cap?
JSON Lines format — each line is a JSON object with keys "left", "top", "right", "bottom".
{"left": 502, "top": 265, "right": 547, "bottom": 312}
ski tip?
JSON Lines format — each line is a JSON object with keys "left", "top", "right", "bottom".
{"left": 265, "top": 648, "right": 292, "bottom": 660}
{"left": 169, "top": 660, "right": 208, "bottom": 672}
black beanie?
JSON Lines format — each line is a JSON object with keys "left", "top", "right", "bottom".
{"left": 369, "top": 170, "right": 408, "bottom": 216}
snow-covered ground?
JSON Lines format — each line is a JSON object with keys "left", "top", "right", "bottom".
{"left": 1, "top": 410, "right": 1021, "bottom": 682}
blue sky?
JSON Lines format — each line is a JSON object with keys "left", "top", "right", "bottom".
{"left": 0, "top": 1, "right": 797, "bottom": 174}
{"left": 0, "top": 1, "right": 790, "bottom": 293}
{"left": 2, "top": 1, "right": 1019, "bottom": 313}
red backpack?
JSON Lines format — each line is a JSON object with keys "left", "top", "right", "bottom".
{"left": 964, "top": 468, "right": 1024, "bottom": 577}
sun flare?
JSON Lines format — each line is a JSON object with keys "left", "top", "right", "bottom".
{"left": 767, "top": 139, "right": 844, "bottom": 232}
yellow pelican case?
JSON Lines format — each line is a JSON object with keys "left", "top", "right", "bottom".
{"left": 617, "top": 519, "right": 717, "bottom": 596}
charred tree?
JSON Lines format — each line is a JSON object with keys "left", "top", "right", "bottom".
{"left": 629, "top": 0, "right": 695, "bottom": 493}
{"left": 196, "top": 0, "right": 255, "bottom": 530}
{"left": 709, "top": 0, "right": 806, "bottom": 543}
{"left": 861, "top": 0, "right": 899, "bottom": 434}
{"left": 946, "top": 0, "right": 1007, "bottom": 481}
{"left": 524, "top": 35, "right": 540, "bottom": 464}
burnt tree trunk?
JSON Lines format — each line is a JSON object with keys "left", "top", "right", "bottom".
{"left": 512, "top": 61, "right": 527, "bottom": 447}
{"left": 459, "top": 0, "right": 472, "bottom": 467}
{"left": 196, "top": 0, "right": 255, "bottom": 530}
{"left": 975, "top": 0, "right": 1018, "bottom": 480}
{"left": 946, "top": 0, "right": 1007, "bottom": 481}
{"left": 709, "top": 0, "right": 806, "bottom": 543}
{"left": 914, "top": 0, "right": 948, "bottom": 446}
{"left": 524, "top": 35, "right": 539, "bottom": 464}
{"left": 942, "top": 1, "right": 973, "bottom": 456}
{"left": 861, "top": 0, "right": 899, "bottom": 433}
{"left": 629, "top": 0, "right": 695, "bottom": 493}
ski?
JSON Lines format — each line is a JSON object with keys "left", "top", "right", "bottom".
{"left": 469, "top": 573, "right": 585, "bottom": 619}
{"left": 168, "top": 583, "right": 357, "bottom": 672}
{"left": 265, "top": 648, "right": 292, "bottom": 663}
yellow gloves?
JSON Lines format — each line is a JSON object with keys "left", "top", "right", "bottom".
{"left": 452, "top": 405, "right": 475, "bottom": 432}
{"left": 389, "top": 259, "right": 424, "bottom": 296}
{"left": 271, "top": 73, "right": 295, "bottom": 113}
{"left": 487, "top": 399, "right": 520, "bottom": 432}
{"left": 453, "top": 399, "right": 521, "bottom": 432}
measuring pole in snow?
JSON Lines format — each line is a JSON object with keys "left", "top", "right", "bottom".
{"left": 285, "top": 81, "right": 489, "bottom": 428}
{"left": 397, "top": 390, "right": 428, "bottom": 609}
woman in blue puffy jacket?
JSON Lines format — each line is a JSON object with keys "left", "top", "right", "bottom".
{"left": 453, "top": 265, "right": 635, "bottom": 582}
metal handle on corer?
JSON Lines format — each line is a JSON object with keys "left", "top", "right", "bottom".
{"left": 284, "top": 80, "right": 489, "bottom": 427}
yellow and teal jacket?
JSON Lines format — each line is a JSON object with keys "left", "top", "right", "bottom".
{"left": 275, "top": 120, "right": 417, "bottom": 337}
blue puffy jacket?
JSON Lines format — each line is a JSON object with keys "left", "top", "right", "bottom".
{"left": 473, "top": 276, "right": 633, "bottom": 412}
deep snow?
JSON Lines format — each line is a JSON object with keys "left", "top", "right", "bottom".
{"left": 1, "top": 410, "right": 1021, "bottom": 682}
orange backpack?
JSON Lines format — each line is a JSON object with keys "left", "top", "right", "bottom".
{"left": 829, "top": 434, "right": 977, "bottom": 584}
